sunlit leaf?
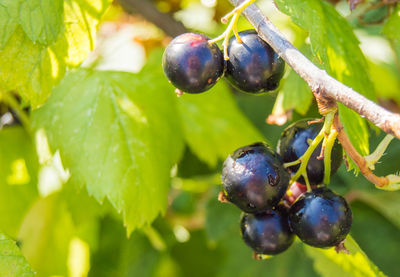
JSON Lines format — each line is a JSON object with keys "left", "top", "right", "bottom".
{"left": 32, "top": 59, "right": 185, "bottom": 233}
{"left": 305, "top": 235, "right": 386, "bottom": 277}
{"left": 0, "top": 0, "right": 112, "bottom": 107}
{"left": 0, "top": 233, "right": 35, "bottom": 277}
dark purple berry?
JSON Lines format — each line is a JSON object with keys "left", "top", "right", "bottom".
{"left": 277, "top": 119, "right": 343, "bottom": 186}
{"left": 221, "top": 142, "right": 290, "bottom": 213}
{"left": 225, "top": 30, "right": 285, "bottom": 93}
{"left": 162, "top": 33, "right": 224, "bottom": 94}
{"left": 240, "top": 205, "right": 294, "bottom": 255}
{"left": 289, "top": 187, "right": 352, "bottom": 248}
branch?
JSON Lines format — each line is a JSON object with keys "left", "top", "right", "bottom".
{"left": 229, "top": 0, "right": 400, "bottom": 139}
{"left": 333, "top": 115, "right": 389, "bottom": 187}
{"left": 117, "top": 0, "right": 187, "bottom": 37}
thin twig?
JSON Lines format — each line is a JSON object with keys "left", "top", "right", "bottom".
{"left": 334, "top": 115, "right": 389, "bottom": 187}
{"left": 117, "top": 0, "right": 187, "bottom": 37}
{"left": 229, "top": 0, "right": 400, "bottom": 139}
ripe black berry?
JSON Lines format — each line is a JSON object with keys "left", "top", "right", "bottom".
{"left": 289, "top": 187, "right": 352, "bottom": 248}
{"left": 225, "top": 30, "right": 285, "bottom": 93}
{"left": 221, "top": 142, "right": 290, "bottom": 213}
{"left": 240, "top": 205, "right": 294, "bottom": 255}
{"left": 277, "top": 119, "right": 343, "bottom": 186}
{"left": 162, "top": 33, "right": 224, "bottom": 94}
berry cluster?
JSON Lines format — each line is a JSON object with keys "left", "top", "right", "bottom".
{"left": 221, "top": 121, "right": 352, "bottom": 257}
{"left": 162, "top": 30, "right": 285, "bottom": 94}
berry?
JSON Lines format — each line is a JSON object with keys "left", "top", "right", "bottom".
{"left": 277, "top": 119, "right": 343, "bottom": 186}
{"left": 225, "top": 30, "right": 285, "bottom": 93}
{"left": 240, "top": 205, "right": 294, "bottom": 255}
{"left": 162, "top": 33, "right": 224, "bottom": 94}
{"left": 221, "top": 142, "right": 290, "bottom": 213}
{"left": 289, "top": 187, "right": 352, "bottom": 248}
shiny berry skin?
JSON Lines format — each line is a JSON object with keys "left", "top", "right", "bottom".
{"left": 221, "top": 142, "right": 290, "bottom": 213}
{"left": 240, "top": 205, "right": 294, "bottom": 255}
{"left": 225, "top": 30, "right": 285, "bottom": 93}
{"left": 289, "top": 187, "right": 352, "bottom": 248}
{"left": 162, "top": 33, "right": 224, "bottom": 94}
{"left": 277, "top": 119, "right": 343, "bottom": 186}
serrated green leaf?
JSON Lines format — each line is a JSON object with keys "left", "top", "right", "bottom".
{"left": 281, "top": 68, "right": 313, "bottom": 115}
{"left": 32, "top": 63, "right": 185, "bottom": 233}
{"left": 177, "top": 82, "right": 264, "bottom": 167}
{"left": 0, "top": 233, "right": 35, "bottom": 277}
{"left": 304, "top": 235, "right": 386, "bottom": 277}
{"left": 0, "top": 127, "right": 38, "bottom": 237}
{"left": 19, "top": 0, "right": 64, "bottom": 45}
{"left": 275, "top": 0, "right": 374, "bottom": 168}
{"left": 0, "top": 0, "right": 111, "bottom": 108}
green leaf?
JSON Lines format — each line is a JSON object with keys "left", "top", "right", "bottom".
{"left": 18, "top": 193, "right": 76, "bottom": 276}
{"left": 350, "top": 201, "right": 400, "bottom": 276}
{"left": 0, "top": 127, "right": 38, "bottom": 237}
{"left": 32, "top": 63, "right": 185, "bottom": 233}
{"left": 367, "top": 60, "right": 400, "bottom": 105}
{"left": 383, "top": 4, "right": 400, "bottom": 60}
{"left": 349, "top": 190, "right": 400, "bottom": 230}
{"left": 89, "top": 217, "right": 163, "bottom": 277}
{"left": 218, "top": 238, "right": 317, "bottom": 277}
{"left": 205, "top": 188, "right": 241, "bottom": 242}
{"left": 0, "top": 233, "right": 35, "bottom": 277}
{"left": 19, "top": 0, "right": 64, "bottom": 45}
{"left": 338, "top": 104, "right": 370, "bottom": 172}
{"left": 281, "top": 68, "right": 313, "bottom": 115}
{"left": 304, "top": 235, "right": 386, "bottom": 277}
{"left": 177, "top": 81, "right": 264, "bottom": 167}
{"left": 275, "top": 0, "right": 374, "bottom": 164}
{"left": 0, "top": 0, "right": 112, "bottom": 108}
{"left": 0, "top": 0, "right": 19, "bottom": 48}
{"left": 171, "top": 230, "right": 224, "bottom": 277}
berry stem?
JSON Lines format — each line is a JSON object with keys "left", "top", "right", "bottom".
{"left": 364, "top": 134, "right": 394, "bottom": 170}
{"left": 283, "top": 159, "right": 301, "bottom": 168}
{"left": 333, "top": 114, "right": 400, "bottom": 190}
{"left": 290, "top": 129, "right": 324, "bottom": 183}
{"left": 302, "top": 173, "right": 312, "bottom": 192}
{"left": 287, "top": 110, "right": 337, "bottom": 185}
{"left": 323, "top": 128, "right": 338, "bottom": 185}
{"left": 209, "top": 0, "right": 256, "bottom": 60}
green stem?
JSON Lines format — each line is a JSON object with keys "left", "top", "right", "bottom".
{"left": 302, "top": 173, "right": 312, "bottom": 192}
{"left": 288, "top": 110, "right": 337, "bottom": 185}
{"left": 209, "top": 0, "right": 256, "bottom": 60}
{"left": 364, "top": 134, "right": 394, "bottom": 170}
{"left": 323, "top": 129, "right": 338, "bottom": 184}
{"left": 290, "top": 129, "right": 324, "bottom": 183}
